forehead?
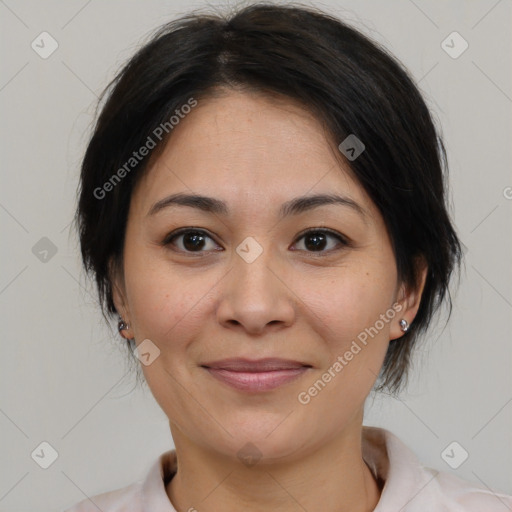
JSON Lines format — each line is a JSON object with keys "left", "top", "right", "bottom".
{"left": 132, "top": 90, "right": 373, "bottom": 217}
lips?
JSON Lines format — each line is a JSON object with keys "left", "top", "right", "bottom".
{"left": 201, "top": 357, "right": 311, "bottom": 372}
{"left": 201, "top": 358, "right": 312, "bottom": 392}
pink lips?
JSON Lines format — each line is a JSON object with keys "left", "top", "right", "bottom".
{"left": 201, "top": 358, "right": 311, "bottom": 392}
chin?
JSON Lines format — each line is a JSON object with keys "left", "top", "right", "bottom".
{"left": 210, "top": 417, "right": 311, "bottom": 466}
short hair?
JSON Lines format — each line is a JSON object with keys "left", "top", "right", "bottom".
{"left": 75, "top": 2, "right": 462, "bottom": 395}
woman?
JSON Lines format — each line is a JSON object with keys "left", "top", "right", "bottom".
{"left": 67, "top": 3, "right": 511, "bottom": 511}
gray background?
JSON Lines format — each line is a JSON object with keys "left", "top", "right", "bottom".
{"left": 0, "top": 1, "right": 511, "bottom": 511}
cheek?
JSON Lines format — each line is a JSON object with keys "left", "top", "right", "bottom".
{"left": 123, "top": 253, "right": 217, "bottom": 348}
{"left": 291, "top": 268, "right": 396, "bottom": 428}
{"left": 291, "top": 261, "right": 398, "bottom": 409}
{"left": 122, "top": 255, "right": 219, "bottom": 414}
{"left": 297, "top": 265, "right": 397, "bottom": 345}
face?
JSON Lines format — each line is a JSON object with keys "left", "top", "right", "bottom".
{"left": 113, "top": 90, "right": 423, "bottom": 463}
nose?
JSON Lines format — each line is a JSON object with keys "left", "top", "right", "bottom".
{"left": 216, "top": 247, "right": 296, "bottom": 335}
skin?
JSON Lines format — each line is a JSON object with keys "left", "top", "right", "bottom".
{"left": 112, "top": 89, "right": 427, "bottom": 512}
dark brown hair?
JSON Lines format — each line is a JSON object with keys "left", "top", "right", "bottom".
{"left": 75, "top": 2, "right": 462, "bottom": 395}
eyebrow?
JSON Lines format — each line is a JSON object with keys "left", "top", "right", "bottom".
{"left": 147, "top": 192, "right": 367, "bottom": 220}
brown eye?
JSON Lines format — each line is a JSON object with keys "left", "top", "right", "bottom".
{"left": 164, "top": 229, "right": 221, "bottom": 253}
{"left": 293, "top": 229, "right": 348, "bottom": 253}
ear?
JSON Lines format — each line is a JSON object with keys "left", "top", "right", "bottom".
{"left": 109, "top": 257, "right": 133, "bottom": 339}
{"left": 389, "top": 256, "right": 428, "bottom": 341}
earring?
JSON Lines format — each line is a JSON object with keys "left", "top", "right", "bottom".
{"left": 118, "top": 318, "right": 129, "bottom": 333}
{"left": 399, "top": 319, "right": 409, "bottom": 333}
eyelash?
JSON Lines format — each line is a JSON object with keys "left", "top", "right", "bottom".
{"left": 162, "top": 227, "right": 350, "bottom": 256}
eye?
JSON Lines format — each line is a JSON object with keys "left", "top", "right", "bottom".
{"left": 163, "top": 227, "right": 349, "bottom": 255}
{"left": 292, "top": 229, "right": 348, "bottom": 253}
{"left": 163, "top": 228, "right": 222, "bottom": 253}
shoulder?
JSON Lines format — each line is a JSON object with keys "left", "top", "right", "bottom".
{"left": 424, "top": 466, "right": 512, "bottom": 511}
{"left": 362, "top": 426, "right": 512, "bottom": 511}
{"left": 62, "top": 449, "right": 177, "bottom": 512}
{"left": 63, "top": 481, "right": 143, "bottom": 512}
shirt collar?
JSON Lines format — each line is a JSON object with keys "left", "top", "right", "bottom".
{"left": 362, "top": 426, "right": 439, "bottom": 511}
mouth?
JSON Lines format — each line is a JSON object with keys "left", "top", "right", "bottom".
{"left": 200, "top": 358, "right": 312, "bottom": 392}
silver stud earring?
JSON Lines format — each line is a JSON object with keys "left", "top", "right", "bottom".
{"left": 399, "top": 319, "right": 409, "bottom": 333}
{"left": 118, "top": 319, "right": 129, "bottom": 332}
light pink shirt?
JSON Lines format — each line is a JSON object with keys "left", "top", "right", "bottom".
{"left": 64, "top": 426, "right": 512, "bottom": 511}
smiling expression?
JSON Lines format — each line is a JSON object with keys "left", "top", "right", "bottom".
{"left": 112, "top": 89, "right": 422, "bottom": 462}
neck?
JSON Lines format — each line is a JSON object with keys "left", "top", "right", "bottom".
{"left": 166, "top": 416, "right": 381, "bottom": 512}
